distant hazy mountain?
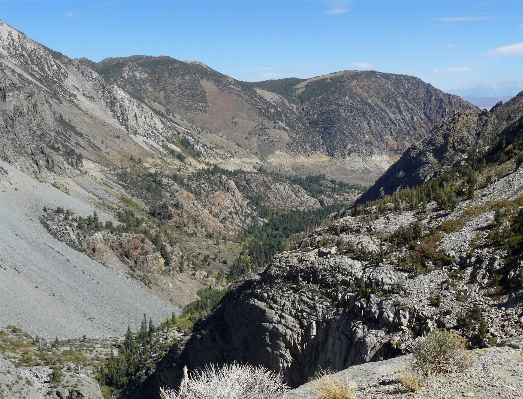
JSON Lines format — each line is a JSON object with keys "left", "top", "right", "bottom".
{"left": 462, "top": 96, "right": 512, "bottom": 109}
{"left": 450, "top": 80, "right": 523, "bottom": 98}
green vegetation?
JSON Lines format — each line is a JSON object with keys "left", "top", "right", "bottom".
{"left": 228, "top": 204, "right": 343, "bottom": 280}
{"left": 98, "top": 315, "right": 169, "bottom": 397}
{"left": 484, "top": 195, "right": 523, "bottom": 291}
{"left": 176, "top": 137, "right": 201, "bottom": 159}
{"left": 98, "top": 286, "right": 226, "bottom": 397}
{"left": 171, "top": 287, "right": 227, "bottom": 332}
{"left": 46, "top": 207, "right": 175, "bottom": 267}
{"left": 429, "top": 294, "right": 441, "bottom": 307}
{"left": 289, "top": 173, "right": 367, "bottom": 196}
{"left": 0, "top": 325, "right": 107, "bottom": 386}
{"left": 457, "top": 304, "right": 487, "bottom": 347}
{"left": 246, "top": 77, "right": 303, "bottom": 101}
{"left": 47, "top": 140, "right": 83, "bottom": 168}
{"left": 117, "top": 169, "right": 167, "bottom": 206}
{"left": 413, "top": 329, "right": 469, "bottom": 376}
{"left": 394, "top": 231, "right": 453, "bottom": 276}
{"left": 296, "top": 77, "right": 343, "bottom": 103}
{"left": 162, "top": 144, "right": 187, "bottom": 162}
{"left": 352, "top": 164, "right": 480, "bottom": 217}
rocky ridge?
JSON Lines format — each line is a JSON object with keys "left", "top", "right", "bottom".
{"left": 92, "top": 57, "right": 478, "bottom": 184}
{"left": 359, "top": 91, "right": 523, "bottom": 203}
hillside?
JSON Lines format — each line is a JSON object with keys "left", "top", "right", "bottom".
{"left": 0, "top": 16, "right": 475, "bottom": 327}
{"left": 252, "top": 71, "right": 478, "bottom": 159}
{"left": 359, "top": 92, "right": 523, "bottom": 203}
{"left": 141, "top": 92, "right": 523, "bottom": 396}
{"left": 92, "top": 58, "right": 478, "bottom": 185}
{"left": 0, "top": 19, "right": 364, "bottom": 342}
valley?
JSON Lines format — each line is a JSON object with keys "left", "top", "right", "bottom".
{"left": 0, "top": 17, "right": 521, "bottom": 399}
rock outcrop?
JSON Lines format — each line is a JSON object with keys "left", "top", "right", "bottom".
{"left": 359, "top": 91, "right": 523, "bottom": 203}
{"left": 285, "top": 339, "right": 523, "bottom": 399}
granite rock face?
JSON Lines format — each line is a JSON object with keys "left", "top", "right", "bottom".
{"left": 285, "top": 341, "right": 523, "bottom": 399}
{"left": 359, "top": 91, "right": 523, "bottom": 203}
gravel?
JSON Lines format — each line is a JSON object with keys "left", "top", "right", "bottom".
{"left": 0, "top": 161, "right": 180, "bottom": 339}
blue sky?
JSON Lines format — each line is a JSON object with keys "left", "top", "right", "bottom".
{"left": 1, "top": 0, "right": 523, "bottom": 96}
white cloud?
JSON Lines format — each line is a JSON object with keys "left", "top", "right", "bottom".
{"left": 436, "top": 16, "right": 489, "bottom": 22}
{"left": 325, "top": 7, "right": 350, "bottom": 15}
{"left": 487, "top": 42, "right": 523, "bottom": 56}
{"left": 66, "top": 12, "right": 74, "bottom": 18}
{"left": 431, "top": 66, "right": 472, "bottom": 73}
{"left": 444, "top": 43, "right": 459, "bottom": 48}
{"left": 324, "top": 1, "right": 351, "bottom": 15}
{"left": 350, "top": 61, "right": 372, "bottom": 69}
{"left": 447, "top": 66, "right": 472, "bottom": 72}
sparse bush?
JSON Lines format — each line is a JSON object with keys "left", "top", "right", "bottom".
{"left": 160, "top": 363, "right": 288, "bottom": 399}
{"left": 413, "top": 329, "right": 470, "bottom": 376}
{"left": 310, "top": 370, "right": 356, "bottom": 399}
{"left": 457, "top": 304, "right": 488, "bottom": 347}
{"left": 398, "top": 370, "right": 425, "bottom": 392}
{"left": 49, "top": 365, "right": 63, "bottom": 385}
{"left": 429, "top": 294, "right": 441, "bottom": 307}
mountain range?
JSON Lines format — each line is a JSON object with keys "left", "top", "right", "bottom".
{"left": 0, "top": 18, "right": 521, "bottom": 399}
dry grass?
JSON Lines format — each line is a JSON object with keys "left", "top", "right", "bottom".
{"left": 310, "top": 371, "right": 357, "bottom": 399}
{"left": 398, "top": 370, "right": 425, "bottom": 392}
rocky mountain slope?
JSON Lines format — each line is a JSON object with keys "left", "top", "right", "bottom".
{"left": 142, "top": 94, "right": 523, "bottom": 396}
{"left": 0, "top": 17, "right": 494, "bottom": 397}
{"left": 91, "top": 57, "right": 478, "bottom": 184}
{"left": 0, "top": 18, "right": 360, "bottom": 341}
{"left": 0, "top": 17, "right": 475, "bottom": 189}
{"left": 0, "top": 160, "right": 181, "bottom": 340}
{"left": 254, "top": 71, "right": 477, "bottom": 158}
{"left": 359, "top": 93, "right": 523, "bottom": 203}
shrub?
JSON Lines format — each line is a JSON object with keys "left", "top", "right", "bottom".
{"left": 310, "top": 370, "right": 357, "bottom": 399}
{"left": 160, "top": 363, "right": 288, "bottom": 399}
{"left": 49, "top": 365, "right": 63, "bottom": 385}
{"left": 429, "top": 294, "right": 441, "bottom": 307}
{"left": 398, "top": 371, "right": 425, "bottom": 392}
{"left": 413, "top": 329, "right": 470, "bottom": 375}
